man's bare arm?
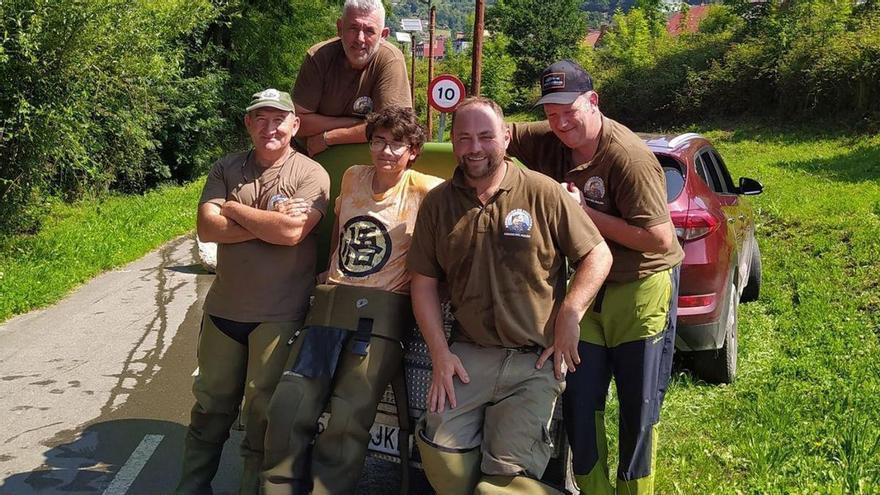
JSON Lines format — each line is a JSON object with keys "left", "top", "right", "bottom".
{"left": 305, "top": 121, "right": 369, "bottom": 156}
{"left": 221, "top": 201, "right": 322, "bottom": 246}
{"left": 197, "top": 202, "right": 256, "bottom": 244}
{"left": 586, "top": 209, "right": 676, "bottom": 253}
{"left": 411, "top": 273, "right": 469, "bottom": 412}
{"left": 563, "top": 182, "right": 676, "bottom": 253}
{"left": 537, "top": 240, "right": 612, "bottom": 379}
{"left": 295, "top": 105, "right": 362, "bottom": 137}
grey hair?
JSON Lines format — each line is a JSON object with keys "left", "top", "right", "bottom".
{"left": 343, "top": 0, "right": 386, "bottom": 26}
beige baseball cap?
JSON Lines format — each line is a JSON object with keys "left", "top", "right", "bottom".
{"left": 246, "top": 88, "right": 295, "bottom": 113}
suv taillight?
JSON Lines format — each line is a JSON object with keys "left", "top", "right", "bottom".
{"left": 670, "top": 210, "right": 720, "bottom": 241}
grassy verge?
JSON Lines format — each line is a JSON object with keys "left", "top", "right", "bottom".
{"left": 642, "top": 124, "right": 880, "bottom": 493}
{"left": 0, "top": 180, "right": 204, "bottom": 322}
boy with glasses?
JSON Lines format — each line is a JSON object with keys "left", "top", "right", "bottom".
{"left": 262, "top": 105, "right": 442, "bottom": 495}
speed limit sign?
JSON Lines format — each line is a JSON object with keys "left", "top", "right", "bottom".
{"left": 428, "top": 75, "right": 466, "bottom": 112}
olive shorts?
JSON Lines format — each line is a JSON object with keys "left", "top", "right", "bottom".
{"left": 424, "top": 341, "right": 565, "bottom": 478}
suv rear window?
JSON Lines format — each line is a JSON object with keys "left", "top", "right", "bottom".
{"left": 656, "top": 154, "right": 685, "bottom": 202}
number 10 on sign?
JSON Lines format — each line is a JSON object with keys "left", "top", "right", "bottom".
{"left": 428, "top": 75, "right": 466, "bottom": 112}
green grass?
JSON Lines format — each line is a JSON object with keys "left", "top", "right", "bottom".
{"left": 0, "top": 180, "right": 203, "bottom": 322}
{"left": 640, "top": 123, "right": 880, "bottom": 493}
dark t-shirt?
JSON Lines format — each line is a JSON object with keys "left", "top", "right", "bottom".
{"left": 293, "top": 38, "right": 412, "bottom": 118}
{"left": 508, "top": 118, "right": 684, "bottom": 282}
{"left": 406, "top": 163, "right": 603, "bottom": 348}
{"left": 199, "top": 150, "right": 330, "bottom": 322}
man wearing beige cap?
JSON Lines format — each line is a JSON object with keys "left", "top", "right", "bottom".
{"left": 175, "top": 89, "right": 330, "bottom": 495}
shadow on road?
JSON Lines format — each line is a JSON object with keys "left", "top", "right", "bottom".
{"left": 0, "top": 419, "right": 185, "bottom": 495}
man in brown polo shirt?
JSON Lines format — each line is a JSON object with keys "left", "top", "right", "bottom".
{"left": 175, "top": 89, "right": 330, "bottom": 495}
{"left": 406, "top": 97, "right": 612, "bottom": 495}
{"left": 292, "top": 0, "right": 411, "bottom": 156}
{"left": 507, "top": 60, "right": 684, "bottom": 495}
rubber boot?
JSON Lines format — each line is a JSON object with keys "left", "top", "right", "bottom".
{"left": 475, "top": 475, "right": 567, "bottom": 495}
{"left": 262, "top": 331, "right": 330, "bottom": 495}
{"left": 415, "top": 420, "right": 482, "bottom": 495}
{"left": 176, "top": 419, "right": 233, "bottom": 495}
{"left": 176, "top": 315, "right": 247, "bottom": 495}
{"left": 311, "top": 336, "right": 404, "bottom": 495}
{"left": 240, "top": 456, "right": 262, "bottom": 495}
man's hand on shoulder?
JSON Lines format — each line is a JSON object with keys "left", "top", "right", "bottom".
{"left": 561, "top": 181, "right": 584, "bottom": 207}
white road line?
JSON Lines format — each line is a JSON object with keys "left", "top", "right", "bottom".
{"left": 101, "top": 434, "right": 164, "bottom": 495}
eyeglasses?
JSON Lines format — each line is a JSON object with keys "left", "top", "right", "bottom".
{"left": 369, "top": 138, "right": 409, "bottom": 155}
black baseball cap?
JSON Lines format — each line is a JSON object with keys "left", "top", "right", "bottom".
{"left": 535, "top": 60, "right": 594, "bottom": 106}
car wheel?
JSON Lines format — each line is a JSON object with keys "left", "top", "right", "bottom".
{"left": 740, "top": 241, "right": 762, "bottom": 303}
{"left": 693, "top": 281, "right": 738, "bottom": 384}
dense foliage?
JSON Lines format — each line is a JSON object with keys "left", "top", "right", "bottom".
{"left": 0, "top": 0, "right": 337, "bottom": 236}
{"left": 581, "top": 0, "right": 880, "bottom": 128}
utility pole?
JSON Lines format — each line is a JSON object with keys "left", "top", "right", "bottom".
{"left": 426, "top": 3, "right": 436, "bottom": 137}
{"left": 400, "top": 18, "right": 424, "bottom": 124}
{"left": 410, "top": 39, "right": 417, "bottom": 106}
{"left": 471, "top": 0, "right": 485, "bottom": 96}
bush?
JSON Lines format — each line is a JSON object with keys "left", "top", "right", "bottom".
{"left": 0, "top": 0, "right": 224, "bottom": 234}
{"left": 586, "top": 2, "right": 880, "bottom": 128}
{"left": 0, "top": 0, "right": 343, "bottom": 236}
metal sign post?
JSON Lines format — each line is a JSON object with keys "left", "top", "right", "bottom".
{"left": 400, "top": 18, "right": 423, "bottom": 109}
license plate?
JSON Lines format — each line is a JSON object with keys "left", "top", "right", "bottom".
{"left": 317, "top": 413, "right": 404, "bottom": 456}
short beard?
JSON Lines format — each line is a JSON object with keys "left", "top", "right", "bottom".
{"left": 459, "top": 151, "right": 505, "bottom": 181}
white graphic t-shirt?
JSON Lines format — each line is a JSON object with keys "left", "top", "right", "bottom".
{"left": 328, "top": 165, "right": 443, "bottom": 294}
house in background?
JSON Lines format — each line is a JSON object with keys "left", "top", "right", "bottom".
{"left": 666, "top": 4, "right": 712, "bottom": 36}
{"left": 584, "top": 25, "right": 608, "bottom": 49}
{"left": 452, "top": 32, "right": 470, "bottom": 54}
{"left": 416, "top": 35, "right": 446, "bottom": 59}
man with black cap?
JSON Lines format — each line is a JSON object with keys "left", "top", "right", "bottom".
{"left": 506, "top": 61, "right": 684, "bottom": 495}
{"left": 292, "top": 0, "right": 411, "bottom": 156}
{"left": 176, "top": 88, "right": 330, "bottom": 495}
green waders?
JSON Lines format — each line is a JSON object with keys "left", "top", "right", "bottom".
{"left": 176, "top": 315, "right": 298, "bottom": 495}
{"left": 415, "top": 418, "right": 566, "bottom": 495}
{"left": 262, "top": 285, "right": 412, "bottom": 495}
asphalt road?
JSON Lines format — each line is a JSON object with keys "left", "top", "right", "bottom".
{"left": 0, "top": 236, "right": 404, "bottom": 495}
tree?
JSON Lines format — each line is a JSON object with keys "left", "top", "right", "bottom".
{"left": 488, "top": 0, "right": 587, "bottom": 88}
{"left": 600, "top": 7, "right": 655, "bottom": 67}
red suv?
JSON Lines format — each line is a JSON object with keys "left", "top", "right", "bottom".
{"left": 645, "top": 133, "right": 764, "bottom": 384}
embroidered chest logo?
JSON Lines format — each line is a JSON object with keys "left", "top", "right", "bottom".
{"left": 267, "top": 194, "right": 289, "bottom": 211}
{"left": 503, "top": 209, "right": 533, "bottom": 238}
{"left": 583, "top": 176, "right": 606, "bottom": 204}
{"left": 339, "top": 215, "right": 392, "bottom": 276}
{"left": 353, "top": 96, "right": 374, "bottom": 116}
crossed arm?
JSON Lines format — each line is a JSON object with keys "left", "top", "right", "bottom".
{"left": 197, "top": 199, "right": 321, "bottom": 247}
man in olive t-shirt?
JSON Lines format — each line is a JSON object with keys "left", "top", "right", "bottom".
{"left": 406, "top": 97, "right": 612, "bottom": 495}
{"left": 292, "top": 0, "right": 411, "bottom": 157}
{"left": 507, "top": 60, "right": 684, "bottom": 495}
{"left": 175, "top": 89, "right": 330, "bottom": 495}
